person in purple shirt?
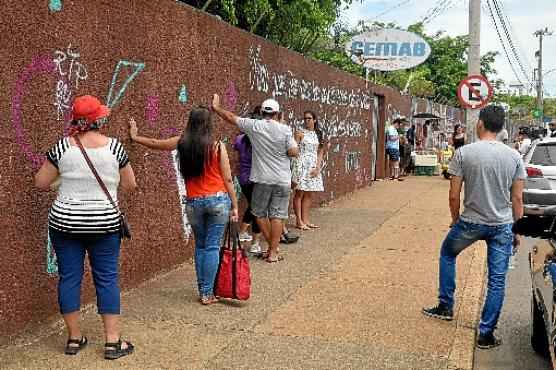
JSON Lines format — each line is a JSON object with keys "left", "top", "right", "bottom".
{"left": 233, "top": 131, "right": 263, "bottom": 255}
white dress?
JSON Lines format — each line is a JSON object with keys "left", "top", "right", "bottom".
{"left": 293, "top": 129, "right": 324, "bottom": 192}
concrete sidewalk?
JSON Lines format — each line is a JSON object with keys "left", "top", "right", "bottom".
{"left": 0, "top": 177, "right": 486, "bottom": 370}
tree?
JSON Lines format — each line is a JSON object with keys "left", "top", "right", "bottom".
{"left": 179, "top": 0, "right": 348, "bottom": 53}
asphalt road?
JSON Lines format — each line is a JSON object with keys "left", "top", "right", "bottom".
{"left": 474, "top": 237, "right": 552, "bottom": 370}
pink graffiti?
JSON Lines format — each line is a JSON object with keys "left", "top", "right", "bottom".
{"left": 145, "top": 95, "right": 160, "bottom": 127}
{"left": 11, "top": 56, "right": 57, "bottom": 169}
{"left": 224, "top": 81, "right": 238, "bottom": 110}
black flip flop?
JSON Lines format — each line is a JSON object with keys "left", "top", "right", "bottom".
{"left": 104, "top": 339, "right": 134, "bottom": 360}
{"left": 65, "top": 336, "right": 88, "bottom": 355}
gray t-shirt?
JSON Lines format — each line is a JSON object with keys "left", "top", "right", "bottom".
{"left": 449, "top": 140, "right": 526, "bottom": 225}
{"left": 237, "top": 117, "right": 298, "bottom": 186}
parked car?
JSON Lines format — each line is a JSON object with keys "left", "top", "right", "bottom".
{"left": 513, "top": 214, "right": 556, "bottom": 367}
{"left": 523, "top": 137, "right": 556, "bottom": 216}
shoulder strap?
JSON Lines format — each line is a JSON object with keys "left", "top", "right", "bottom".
{"left": 74, "top": 136, "right": 120, "bottom": 212}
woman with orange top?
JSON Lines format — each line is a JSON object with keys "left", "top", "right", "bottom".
{"left": 129, "top": 107, "right": 238, "bottom": 305}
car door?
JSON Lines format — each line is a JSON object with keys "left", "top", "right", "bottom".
{"left": 525, "top": 142, "right": 556, "bottom": 207}
{"left": 531, "top": 238, "right": 556, "bottom": 348}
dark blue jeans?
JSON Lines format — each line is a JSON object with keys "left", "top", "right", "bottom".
{"left": 49, "top": 228, "right": 121, "bottom": 315}
{"left": 438, "top": 219, "right": 513, "bottom": 335}
{"left": 185, "top": 194, "right": 230, "bottom": 297}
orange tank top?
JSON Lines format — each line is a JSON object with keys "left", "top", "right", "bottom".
{"left": 185, "top": 144, "right": 227, "bottom": 199}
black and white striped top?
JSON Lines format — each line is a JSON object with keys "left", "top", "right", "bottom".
{"left": 46, "top": 137, "right": 130, "bottom": 234}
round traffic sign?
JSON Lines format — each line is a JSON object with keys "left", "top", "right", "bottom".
{"left": 457, "top": 75, "right": 493, "bottom": 110}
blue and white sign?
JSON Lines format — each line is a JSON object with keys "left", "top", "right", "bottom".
{"left": 346, "top": 29, "right": 431, "bottom": 71}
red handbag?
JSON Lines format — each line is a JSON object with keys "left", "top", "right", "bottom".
{"left": 215, "top": 223, "right": 251, "bottom": 300}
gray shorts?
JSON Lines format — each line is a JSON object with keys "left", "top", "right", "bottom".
{"left": 251, "top": 183, "right": 290, "bottom": 220}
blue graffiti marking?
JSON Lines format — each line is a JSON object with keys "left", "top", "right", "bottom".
{"left": 46, "top": 230, "right": 58, "bottom": 275}
{"left": 49, "top": 0, "right": 62, "bottom": 12}
{"left": 178, "top": 85, "right": 188, "bottom": 104}
{"left": 106, "top": 60, "right": 145, "bottom": 109}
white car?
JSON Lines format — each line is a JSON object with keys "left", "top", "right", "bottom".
{"left": 523, "top": 137, "right": 556, "bottom": 216}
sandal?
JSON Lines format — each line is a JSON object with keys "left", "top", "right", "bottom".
{"left": 296, "top": 224, "right": 310, "bottom": 230}
{"left": 306, "top": 224, "right": 320, "bottom": 229}
{"left": 64, "top": 336, "right": 88, "bottom": 355}
{"left": 266, "top": 255, "right": 284, "bottom": 263}
{"left": 200, "top": 295, "right": 219, "bottom": 305}
{"left": 104, "top": 339, "right": 134, "bottom": 360}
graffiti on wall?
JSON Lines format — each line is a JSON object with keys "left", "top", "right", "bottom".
{"left": 53, "top": 44, "right": 88, "bottom": 121}
{"left": 106, "top": 60, "right": 145, "bottom": 109}
{"left": 178, "top": 84, "right": 188, "bottom": 104}
{"left": 11, "top": 56, "right": 57, "bottom": 169}
{"left": 171, "top": 150, "right": 193, "bottom": 239}
{"left": 49, "top": 0, "right": 62, "bottom": 12}
{"left": 345, "top": 151, "right": 361, "bottom": 173}
{"left": 224, "top": 81, "right": 239, "bottom": 110}
{"left": 145, "top": 95, "right": 160, "bottom": 127}
{"left": 248, "top": 45, "right": 372, "bottom": 110}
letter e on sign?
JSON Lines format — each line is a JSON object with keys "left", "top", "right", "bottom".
{"left": 457, "top": 75, "right": 493, "bottom": 110}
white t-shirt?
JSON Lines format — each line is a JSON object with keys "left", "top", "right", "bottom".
{"left": 237, "top": 118, "right": 298, "bottom": 186}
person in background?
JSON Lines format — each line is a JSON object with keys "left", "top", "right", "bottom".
{"left": 422, "top": 105, "right": 525, "bottom": 349}
{"left": 399, "top": 136, "right": 412, "bottom": 177}
{"left": 452, "top": 124, "right": 466, "bottom": 150}
{"left": 386, "top": 117, "right": 405, "bottom": 181}
{"left": 34, "top": 95, "right": 137, "bottom": 359}
{"left": 212, "top": 95, "right": 298, "bottom": 263}
{"left": 233, "top": 107, "right": 263, "bottom": 256}
{"left": 406, "top": 124, "right": 416, "bottom": 148}
{"left": 129, "top": 106, "right": 239, "bottom": 305}
{"left": 515, "top": 128, "right": 531, "bottom": 157}
{"left": 495, "top": 126, "right": 509, "bottom": 144}
{"left": 292, "top": 110, "right": 327, "bottom": 230}
{"left": 549, "top": 121, "right": 556, "bottom": 138}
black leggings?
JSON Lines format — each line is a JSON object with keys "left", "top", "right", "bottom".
{"left": 240, "top": 183, "right": 260, "bottom": 234}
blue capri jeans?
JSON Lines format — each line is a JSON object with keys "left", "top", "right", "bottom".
{"left": 185, "top": 194, "right": 230, "bottom": 297}
{"left": 49, "top": 228, "right": 121, "bottom": 315}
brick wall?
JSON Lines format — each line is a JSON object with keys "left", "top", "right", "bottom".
{"left": 0, "top": 0, "right": 463, "bottom": 338}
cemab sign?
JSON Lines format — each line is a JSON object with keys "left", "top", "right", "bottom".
{"left": 346, "top": 29, "right": 431, "bottom": 71}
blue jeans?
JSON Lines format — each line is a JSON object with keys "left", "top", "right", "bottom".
{"left": 49, "top": 228, "right": 121, "bottom": 315}
{"left": 185, "top": 194, "right": 230, "bottom": 297}
{"left": 438, "top": 219, "right": 513, "bottom": 335}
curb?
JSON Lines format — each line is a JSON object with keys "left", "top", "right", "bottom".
{"left": 446, "top": 243, "right": 487, "bottom": 370}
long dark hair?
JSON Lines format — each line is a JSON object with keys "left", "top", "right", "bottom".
{"left": 452, "top": 124, "right": 462, "bottom": 142}
{"left": 177, "top": 107, "right": 213, "bottom": 180}
{"left": 304, "top": 110, "right": 325, "bottom": 147}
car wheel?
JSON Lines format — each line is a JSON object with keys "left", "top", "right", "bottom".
{"left": 531, "top": 293, "right": 550, "bottom": 357}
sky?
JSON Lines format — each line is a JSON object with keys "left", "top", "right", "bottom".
{"left": 340, "top": 0, "right": 556, "bottom": 97}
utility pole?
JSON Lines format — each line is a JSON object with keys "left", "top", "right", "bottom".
{"left": 466, "top": 0, "right": 481, "bottom": 142}
{"left": 535, "top": 28, "right": 553, "bottom": 126}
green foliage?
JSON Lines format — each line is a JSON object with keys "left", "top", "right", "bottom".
{"left": 181, "top": 0, "right": 348, "bottom": 53}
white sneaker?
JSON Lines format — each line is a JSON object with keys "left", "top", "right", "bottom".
{"left": 249, "top": 241, "right": 262, "bottom": 255}
{"left": 239, "top": 232, "right": 253, "bottom": 242}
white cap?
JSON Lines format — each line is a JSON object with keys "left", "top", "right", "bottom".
{"left": 261, "top": 99, "right": 280, "bottom": 114}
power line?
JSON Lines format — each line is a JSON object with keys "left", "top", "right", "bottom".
{"left": 485, "top": 0, "right": 524, "bottom": 85}
{"left": 359, "top": 0, "right": 416, "bottom": 27}
{"left": 491, "top": 0, "right": 532, "bottom": 86}
{"left": 496, "top": 0, "right": 533, "bottom": 74}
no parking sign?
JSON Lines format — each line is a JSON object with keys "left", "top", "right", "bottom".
{"left": 457, "top": 75, "right": 493, "bottom": 110}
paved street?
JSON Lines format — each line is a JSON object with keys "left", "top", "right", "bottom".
{"left": 474, "top": 237, "right": 552, "bottom": 370}
{"left": 1, "top": 178, "right": 483, "bottom": 370}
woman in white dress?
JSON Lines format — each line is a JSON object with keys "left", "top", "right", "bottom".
{"left": 293, "top": 111, "right": 327, "bottom": 230}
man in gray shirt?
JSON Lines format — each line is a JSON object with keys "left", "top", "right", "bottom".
{"left": 422, "top": 105, "right": 525, "bottom": 349}
{"left": 212, "top": 95, "right": 298, "bottom": 263}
